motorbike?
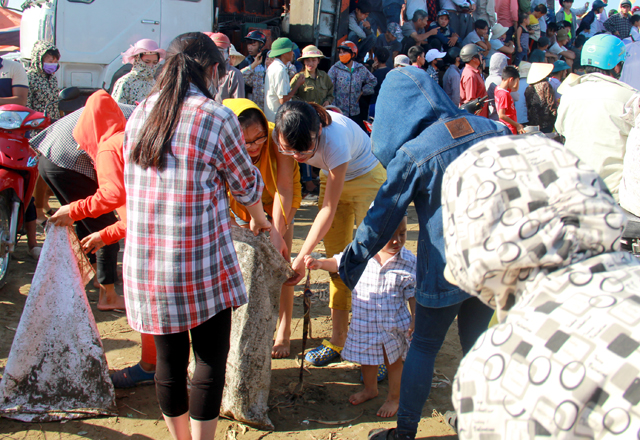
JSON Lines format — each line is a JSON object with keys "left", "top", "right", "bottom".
{"left": 0, "top": 87, "right": 79, "bottom": 281}
{"left": 460, "top": 96, "right": 490, "bottom": 115}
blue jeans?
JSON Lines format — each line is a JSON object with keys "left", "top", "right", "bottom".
{"left": 514, "top": 49, "right": 528, "bottom": 65}
{"left": 395, "top": 297, "right": 494, "bottom": 437}
{"left": 300, "top": 163, "right": 314, "bottom": 182}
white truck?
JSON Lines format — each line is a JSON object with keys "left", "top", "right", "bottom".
{"left": 13, "top": 0, "right": 347, "bottom": 99}
{"left": 18, "top": 0, "right": 215, "bottom": 92}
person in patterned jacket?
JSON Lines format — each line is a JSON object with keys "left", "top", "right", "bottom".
{"left": 328, "top": 41, "right": 377, "bottom": 131}
{"left": 444, "top": 135, "right": 640, "bottom": 440}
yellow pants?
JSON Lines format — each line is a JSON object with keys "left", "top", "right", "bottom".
{"left": 318, "top": 162, "right": 387, "bottom": 311}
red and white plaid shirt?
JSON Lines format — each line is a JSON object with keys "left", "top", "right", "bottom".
{"left": 122, "top": 85, "right": 263, "bottom": 335}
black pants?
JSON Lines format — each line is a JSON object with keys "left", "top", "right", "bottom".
{"left": 38, "top": 156, "right": 120, "bottom": 284}
{"left": 154, "top": 308, "right": 232, "bottom": 421}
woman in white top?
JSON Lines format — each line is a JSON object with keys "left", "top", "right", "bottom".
{"left": 274, "top": 101, "right": 386, "bottom": 366}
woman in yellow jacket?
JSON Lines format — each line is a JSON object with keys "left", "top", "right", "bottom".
{"left": 223, "top": 98, "right": 302, "bottom": 358}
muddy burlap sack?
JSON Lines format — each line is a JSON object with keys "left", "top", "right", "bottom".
{"left": 220, "top": 227, "right": 295, "bottom": 430}
{"left": 0, "top": 225, "right": 116, "bottom": 422}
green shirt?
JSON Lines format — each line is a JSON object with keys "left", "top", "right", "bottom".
{"left": 291, "top": 69, "right": 334, "bottom": 105}
{"left": 564, "top": 10, "right": 573, "bottom": 38}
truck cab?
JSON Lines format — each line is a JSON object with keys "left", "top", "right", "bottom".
{"left": 19, "top": 0, "right": 214, "bottom": 92}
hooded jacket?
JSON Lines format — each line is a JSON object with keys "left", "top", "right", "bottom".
{"left": 111, "top": 56, "right": 157, "bottom": 105}
{"left": 222, "top": 98, "right": 302, "bottom": 223}
{"left": 26, "top": 40, "right": 60, "bottom": 119}
{"left": 443, "top": 135, "right": 640, "bottom": 439}
{"left": 69, "top": 90, "right": 128, "bottom": 244}
{"left": 339, "top": 66, "right": 509, "bottom": 307}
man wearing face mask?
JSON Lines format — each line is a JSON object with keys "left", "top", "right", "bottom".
{"left": 207, "top": 32, "right": 246, "bottom": 103}
{"left": 425, "top": 48, "right": 447, "bottom": 84}
{"left": 264, "top": 37, "right": 305, "bottom": 122}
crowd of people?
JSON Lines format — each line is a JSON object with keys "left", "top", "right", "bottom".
{"left": 2, "top": 0, "right": 638, "bottom": 437}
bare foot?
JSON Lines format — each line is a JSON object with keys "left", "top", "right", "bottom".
{"left": 272, "top": 339, "right": 290, "bottom": 359}
{"left": 92, "top": 276, "right": 101, "bottom": 289}
{"left": 97, "top": 288, "right": 126, "bottom": 311}
{"left": 349, "top": 388, "right": 378, "bottom": 406}
{"left": 377, "top": 398, "right": 399, "bottom": 417}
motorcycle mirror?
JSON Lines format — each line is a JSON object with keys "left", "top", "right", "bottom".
{"left": 58, "top": 87, "right": 80, "bottom": 102}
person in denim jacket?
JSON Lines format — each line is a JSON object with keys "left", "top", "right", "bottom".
{"left": 338, "top": 65, "right": 510, "bottom": 440}
{"left": 328, "top": 41, "right": 377, "bottom": 130}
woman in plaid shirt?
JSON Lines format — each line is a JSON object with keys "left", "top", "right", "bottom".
{"left": 122, "top": 33, "right": 271, "bottom": 440}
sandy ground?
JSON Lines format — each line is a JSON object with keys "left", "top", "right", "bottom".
{"left": 0, "top": 198, "right": 460, "bottom": 440}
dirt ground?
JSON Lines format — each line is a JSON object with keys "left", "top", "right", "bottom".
{"left": 0, "top": 198, "right": 460, "bottom": 440}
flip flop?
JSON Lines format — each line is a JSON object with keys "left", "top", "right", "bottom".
{"left": 368, "top": 428, "right": 396, "bottom": 440}
{"left": 444, "top": 410, "right": 457, "bottom": 433}
{"left": 304, "top": 339, "right": 342, "bottom": 366}
{"left": 110, "top": 363, "right": 155, "bottom": 388}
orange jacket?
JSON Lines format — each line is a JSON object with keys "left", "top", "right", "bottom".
{"left": 69, "top": 90, "right": 127, "bottom": 245}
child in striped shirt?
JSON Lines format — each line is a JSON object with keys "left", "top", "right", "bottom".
{"left": 305, "top": 215, "right": 416, "bottom": 418}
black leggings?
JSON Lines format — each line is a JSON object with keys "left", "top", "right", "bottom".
{"left": 153, "top": 308, "right": 232, "bottom": 421}
{"left": 38, "top": 156, "right": 120, "bottom": 284}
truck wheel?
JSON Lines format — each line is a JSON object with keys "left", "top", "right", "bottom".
{"left": 0, "top": 196, "right": 11, "bottom": 282}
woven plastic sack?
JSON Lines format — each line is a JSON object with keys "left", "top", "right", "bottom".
{"left": 0, "top": 225, "right": 117, "bottom": 422}
{"left": 220, "top": 227, "right": 295, "bottom": 430}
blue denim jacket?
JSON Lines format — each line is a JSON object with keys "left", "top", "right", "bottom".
{"left": 339, "top": 67, "right": 510, "bottom": 308}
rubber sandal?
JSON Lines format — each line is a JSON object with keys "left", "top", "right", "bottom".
{"left": 110, "top": 363, "right": 155, "bottom": 388}
{"left": 304, "top": 339, "right": 342, "bottom": 366}
{"left": 444, "top": 410, "right": 457, "bottom": 433}
{"left": 361, "top": 364, "right": 388, "bottom": 382}
{"left": 368, "top": 428, "right": 396, "bottom": 440}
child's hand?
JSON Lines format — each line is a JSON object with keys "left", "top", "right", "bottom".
{"left": 406, "top": 321, "right": 415, "bottom": 341}
{"left": 304, "top": 254, "right": 321, "bottom": 270}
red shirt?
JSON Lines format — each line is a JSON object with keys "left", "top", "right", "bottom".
{"left": 494, "top": 86, "right": 518, "bottom": 134}
{"left": 460, "top": 64, "right": 488, "bottom": 117}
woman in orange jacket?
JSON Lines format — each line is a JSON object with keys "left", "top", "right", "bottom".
{"left": 49, "top": 90, "right": 156, "bottom": 387}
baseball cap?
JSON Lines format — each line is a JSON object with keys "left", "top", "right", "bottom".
{"left": 621, "top": 0, "right": 632, "bottom": 7}
{"left": 387, "top": 22, "right": 403, "bottom": 41}
{"left": 394, "top": 54, "right": 411, "bottom": 67}
{"left": 426, "top": 48, "right": 447, "bottom": 63}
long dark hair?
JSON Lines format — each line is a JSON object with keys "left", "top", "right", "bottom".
{"left": 273, "top": 101, "right": 332, "bottom": 152}
{"left": 129, "top": 32, "right": 226, "bottom": 170}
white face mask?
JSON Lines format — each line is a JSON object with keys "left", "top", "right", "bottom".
{"left": 222, "top": 49, "right": 229, "bottom": 62}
